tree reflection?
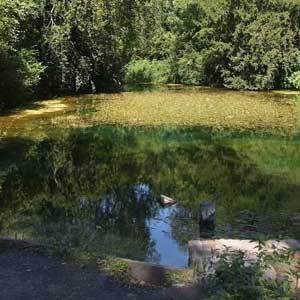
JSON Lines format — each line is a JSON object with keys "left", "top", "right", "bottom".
{"left": 0, "top": 126, "right": 300, "bottom": 262}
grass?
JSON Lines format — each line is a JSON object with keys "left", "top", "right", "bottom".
{"left": 97, "top": 257, "right": 130, "bottom": 280}
{"left": 165, "top": 269, "right": 194, "bottom": 285}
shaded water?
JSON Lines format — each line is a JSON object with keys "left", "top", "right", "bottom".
{"left": 1, "top": 87, "right": 300, "bottom": 268}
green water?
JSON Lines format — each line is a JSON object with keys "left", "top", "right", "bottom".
{"left": 0, "top": 88, "right": 300, "bottom": 267}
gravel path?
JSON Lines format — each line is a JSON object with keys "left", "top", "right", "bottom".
{"left": 0, "top": 248, "right": 199, "bottom": 300}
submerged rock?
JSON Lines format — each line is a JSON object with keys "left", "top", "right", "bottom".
{"left": 159, "top": 195, "right": 177, "bottom": 207}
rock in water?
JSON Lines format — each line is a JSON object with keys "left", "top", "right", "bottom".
{"left": 199, "top": 201, "right": 216, "bottom": 238}
{"left": 159, "top": 195, "right": 176, "bottom": 207}
{"left": 199, "top": 201, "right": 215, "bottom": 225}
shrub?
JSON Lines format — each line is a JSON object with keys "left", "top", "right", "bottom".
{"left": 0, "top": 45, "right": 44, "bottom": 109}
{"left": 174, "top": 50, "right": 205, "bottom": 85}
{"left": 287, "top": 72, "right": 300, "bottom": 90}
{"left": 124, "top": 59, "right": 171, "bottom": 84}
{"left": 205, "top": 248, "right": 297, "bottom": 300}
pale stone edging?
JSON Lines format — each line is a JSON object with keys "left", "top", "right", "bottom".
{"left": 188, "top": 239, "right": 300, "bottom": 288}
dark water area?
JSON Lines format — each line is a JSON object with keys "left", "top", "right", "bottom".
{"left": 1, "top": 124, "right": 300, "bottom": 267}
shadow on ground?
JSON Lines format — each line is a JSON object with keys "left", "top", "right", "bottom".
{"left": 0, "top": 245, "right": 201, "bottom": 300}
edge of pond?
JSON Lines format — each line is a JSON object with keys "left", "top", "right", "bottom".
{"left": 0, "top": 237, "right": 195, "bottom": 287}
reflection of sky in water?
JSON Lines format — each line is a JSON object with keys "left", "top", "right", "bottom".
{"left": 134, "top": 183, "right": 188, "bottom": 268}
{"left": 134, "top": 183, "right": 150, "bottom": 201}
{"left": 134, "top": 183, "right": 189, "bottom": 267}
{"left": 147, "top": 205, "right": 188, "bottom": 268}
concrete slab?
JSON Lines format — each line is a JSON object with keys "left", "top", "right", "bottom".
{"left": 120, "top": 258, "right": 193, "bottom": 286}
{"left": 188, "top": 239, "right": 300, "bottom": 266}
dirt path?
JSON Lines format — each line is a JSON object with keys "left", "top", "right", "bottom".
{"left": 0, "top": 248, "right": 199, "bottom": 300}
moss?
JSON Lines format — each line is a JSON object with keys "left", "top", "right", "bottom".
{"left": 165, "top": 269, "right": 194, "bottom": 285}
{"left": 97, "top": 257, "right": 130, "bottom": 280}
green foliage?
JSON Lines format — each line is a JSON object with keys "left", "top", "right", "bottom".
{"left": 206, "top": 249, "right": 296, "bottom": 300}
{"left": 97, "top": 257, "right": 129, "bottom": 279}
{"left": 224, "top": 12, "right": 297, "bottom": 90}
{"left": 174, "top": 50, "right": 205, "bottom": 85}
{"left": 280, "top": 47, "right": 300, "bottom": 89}
{"left": 125, "top": 59, "right": 170, "bottom": 84}
{"left": 0, "top": 45, "right": 43, "bottom": 108}
{"left": 131, "top": 0, "right": 300, "bottom": 90}
{"left": 1, "top": 0, "right": 300, "bottom": 110}
{"left": 39, "top": 0, "right": 142, "bottom": 93}
{"left": 285, "top": 53, "right": 300, "bottom": 89}
{"left": 0, "top": 0, "right": 44, "bottom": 109}
{"left": 287, "top": 72, "right": 300, "bottom": 90}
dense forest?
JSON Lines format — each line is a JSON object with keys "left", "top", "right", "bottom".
{"left": 1, "top": 0, "right": 300, "bottom": 109}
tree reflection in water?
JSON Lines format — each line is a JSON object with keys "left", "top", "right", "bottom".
{"left": 1, "top": 126, "right": 300, "bottom": 266}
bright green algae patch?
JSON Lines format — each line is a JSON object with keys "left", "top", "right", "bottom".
{"left": 49, "top": 88, "right": 300, "bottom": 136}
{"left": 1, "top": 87, "right": 300, "bottom": 139}
{"left": 0, "top": 98, "right": 71, "bottom": 140}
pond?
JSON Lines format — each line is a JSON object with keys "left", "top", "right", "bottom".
{"left": 0, "top": 86, "right": 300, "bottom": 268}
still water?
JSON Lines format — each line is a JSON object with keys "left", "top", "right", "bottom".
{"left": 0, "top": 88, "right": 300, "bottom": 268}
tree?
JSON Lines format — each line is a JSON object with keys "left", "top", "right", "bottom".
{"left": 224, "top": 11, "right": 298, "bottom": 90}
{"left": 0, "top": 0, "right": 44, "bottom": 109}
{"left": 39, "top": 0, "right": 141, "bottom": 93}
